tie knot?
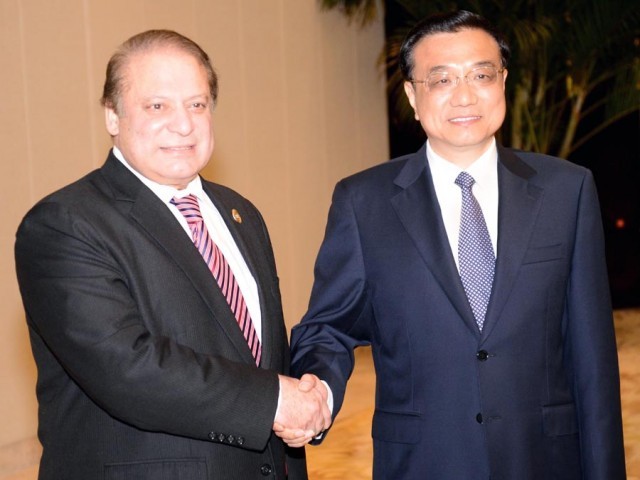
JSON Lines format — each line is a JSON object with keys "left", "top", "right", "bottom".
{"left": 171, "top": 194, "right": 203, "bottom": 223}
{"left": 455, "top": 171, "right": 475, "bottom": 190}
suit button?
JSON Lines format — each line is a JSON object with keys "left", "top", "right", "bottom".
{"left": 260, "top": 463, "right": 273, "bottom": 476}
{"left": 218, "top": 433, "right": 226, "bottom": 442}
{"left": 208, "top": 432, "right": 217, "bottom": 441}
{"left": 476, "top": 350, "right": 489, "bottom": 361}
{"left": 227, "top": 435, "right": 235, "bottom": 444}
{"left": 237, "top": 436, "right": 245, "bottom": 445}
{"left": 476, "top": 413, "right": 483, "bottom": 424}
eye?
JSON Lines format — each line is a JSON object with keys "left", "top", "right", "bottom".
{"left": 147, "top": 103, "right": 163, "bottom": 111}
{"left": 428, "top": 73, "right": 453, "bottom": 89}
{"left": 189, "top": 101, "right": 210, "bottom": 112}
{"left": 471, "top": 68, "right": 497, "bottom": 84}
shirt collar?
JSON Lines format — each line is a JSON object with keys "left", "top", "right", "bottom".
{"left": 112, "top": 146, "right": 205, "bottom": 203}
{"left": 426, "top": 138, "right": 498, "bottom": 187}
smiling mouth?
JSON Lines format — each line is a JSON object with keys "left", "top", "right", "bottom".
{"left": 449, "top": 116, "right": 481, "bottom": 123}
{"left": 161, "top": 145, "right": 195, "bottom": 151}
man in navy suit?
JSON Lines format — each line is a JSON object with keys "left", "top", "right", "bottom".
{"left": 15, "top": 30, "right": 330, "bottom": 479}
{"left": 287, "top": 10, "right": 626, "bottom": 479}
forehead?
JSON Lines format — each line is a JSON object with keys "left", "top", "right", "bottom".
{"left": 412, "top": 28, "right": 501, "bottom": 72}
{"left": 126, "top": 46, "right": 197, "bottom": 73}
{"left": 122, "top": 47, "right": 207, "bottom": 92}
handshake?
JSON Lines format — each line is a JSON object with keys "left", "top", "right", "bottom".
{"left": 273, "top": 373, "right": 333, "bottom": 448}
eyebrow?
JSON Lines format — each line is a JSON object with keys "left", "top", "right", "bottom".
{"left": 427, "top": 60, "right": 498, "bottom": 74}
{"left": 140, "top": 93, "right": 210, "bottom": 103}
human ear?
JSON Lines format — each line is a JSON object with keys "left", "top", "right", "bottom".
{"left": 104, "top": 107, "right": 120, "bottom": 136}
{"left": 403, "top": 81, "right": 420, "bottom": 121}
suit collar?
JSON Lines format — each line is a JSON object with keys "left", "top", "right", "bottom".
{"left": 480, "top": 147, "right": 543, "bottom": 341}
{"left": 99, "top": 152, "right": 264, "bottom": 366}
{"left": 200, "top": 181, "right": 277, "bottom": 367}
{"left": 393, "top": 143, "right": 429, "bottom": 189}
{"left": 391, "top": 145, "right": 479, "bottom": 335}
{"left": 99, "top": 150, "right": 147, "bottom": 202}
{"left": 391, "top": 144, "right": 543, "bottom": 340}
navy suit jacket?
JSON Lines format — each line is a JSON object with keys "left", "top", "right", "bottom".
{"left": 15, "top": 152, "right": 307, "bottom": 480}
{"left": 290, "top": 144, "right": 625, "bottom": 479}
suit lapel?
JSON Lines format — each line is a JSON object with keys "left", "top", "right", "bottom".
{"left": 391, "top": 145, "right": 480, "bottom": 335}
{"left": 100, "top": 154, "right": 257, "bottom": 365}
{"left": 200, "top": 182, "right": 276, "bottom": 368}
{"left": 480, "top": 147, "right": 543, "bottom": 341}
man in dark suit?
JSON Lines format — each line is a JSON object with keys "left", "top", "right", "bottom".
{"left": 15, "top": 30, "right": 330, "bottom": 479}
{"left": 287, "top": 10, "right": 626, "bottom": 479}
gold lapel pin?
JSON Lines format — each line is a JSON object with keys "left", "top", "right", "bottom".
{"left": 232, "top": 209, "right": 242, "bottom": 223}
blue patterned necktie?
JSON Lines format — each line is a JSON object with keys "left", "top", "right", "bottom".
{"left": 455, "top": 172, "right": 495, "bottom": 330}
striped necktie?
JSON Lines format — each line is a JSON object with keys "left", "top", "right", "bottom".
{"left": 171, "top": 194, "right": 261, "bottom": 366}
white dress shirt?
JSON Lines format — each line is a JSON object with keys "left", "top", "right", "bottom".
{"left": 112, "top": 147, "right": 262, "bottom": 340}
{"left": 426, "top": 139, "right": 499, "bottom": 269}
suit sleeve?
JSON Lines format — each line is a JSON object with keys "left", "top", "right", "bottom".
{"left": 565, "top": 171, "right": 626, "bottom": 478}
{"left": 290, "top": 181, "right": 373, "bottom": 424}
{"left": 15, "top": 200, "right": 279, "bottom": 451}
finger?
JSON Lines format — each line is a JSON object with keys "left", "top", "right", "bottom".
{"left": 287, "top": 439, "right": 312, "bottom": 448}
{"left": 297, "top": 373, "right": 318, "bottom": 392}
{"left": 274, "top": 428, "right": 312, "bottom": 443}
{"left": 275, "top": 427, "right": 311, "bottom": 438}
{"left": 283, "top": 431, "right": 314, "bottom": 447}
{"left": 284, "top": 440, "right": 308, "bottom": 448}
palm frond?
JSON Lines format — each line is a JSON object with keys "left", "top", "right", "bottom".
{"left": 318, "top": 0, "right": 380, "bottom": 27}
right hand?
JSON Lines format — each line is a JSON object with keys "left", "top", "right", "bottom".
{"left": 272, "top": 373, "right": 332, "bottom": 447}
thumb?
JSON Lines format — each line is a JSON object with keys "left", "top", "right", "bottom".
{"left": 297, "top": 373, "right": 317, "bottom": 392}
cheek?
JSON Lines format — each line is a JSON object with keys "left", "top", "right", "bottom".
{"left": 199, "top": 116, "right": 213, "bottom": 134}
{"left": 198, "top": 119, "right": 215, "bottom": 145}
{"left": 140, "top": 118, "right": 166, "bottom": 135}
{"left": 489, "top": 97, "right": 507, "bottom": 125}
{"left": 419, "top": 99, "right": 447, "bottom": 126}
{"left": 486, "top": 91, "right": 506, "bottom": 113}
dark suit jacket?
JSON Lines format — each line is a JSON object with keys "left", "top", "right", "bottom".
{"left": 290, "top": 144, "right": 625, "bottom": 480}
{"left": 15, "top": 152, "right": 307, "bottom": 480}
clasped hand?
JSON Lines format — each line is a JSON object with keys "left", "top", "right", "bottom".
{"left": 273, "top": 373, "right": 332, "bottom": 447}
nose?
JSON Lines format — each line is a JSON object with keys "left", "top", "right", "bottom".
{"left": 168, "top": 105, "right": 194, "bottom": 135}
{"left": 449, "top": 79, "right": 477, "bottom": 107}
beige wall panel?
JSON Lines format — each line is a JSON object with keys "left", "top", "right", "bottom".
{"left": 85, "top": 0, "right": 195, "bottom": 42}
{"left": 278, "top": 1, "right": 329, "bottom": 321}
{"left": 197, "top": 1, "right": 250, "bottom": 192}
{"left": 0, "top": 294, "right": 37, "bottom": 447}
{"left": 82, "top": 0, "right": 149, "bottom": 167}
{"left": 319, "top": 11, "right": 360, "bottom": 185}
{"left": 140, "top": 0, "right": 196, "bottom": 33}
{"left": 234, "top": 1, "right": 297, "bottom": 324}
{"left": 19, "top": 0, "right": 94, "bottom": 199}
{"left": 353, "top": 18, "right": 389, "bottom": 169}
{"left": 1, "top": 0, "right": 31, "bottom": 207}
{"left": 238, "top": 0, "right": 287, "bottom": 200}
{"left": 225, "top": 0, "right": 287, "bottom": 207}
{"left": 0, "top": 0, "right": 41, "bottom": 448}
